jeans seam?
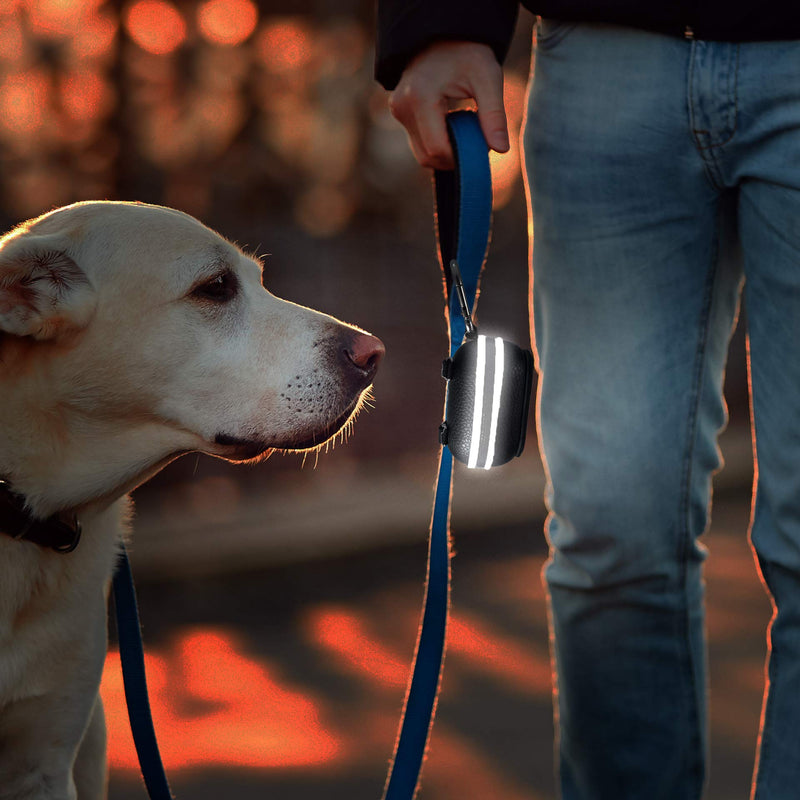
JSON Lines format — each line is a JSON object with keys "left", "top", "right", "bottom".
{"left": 687, "top": 41, "right": 724, "bottom": 191}
{"left": 687, "top": 42, "right": 740, "bottom": 189}
{"left": 677, "top": 210, "right": 721, "bottom": 797}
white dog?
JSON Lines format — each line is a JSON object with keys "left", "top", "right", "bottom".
{"left": 0, "top": 201, "right": 384, "bottom": 799}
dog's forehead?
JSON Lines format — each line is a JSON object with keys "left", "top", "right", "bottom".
{"left": 32, "top": 201, "right": 255, "bottom": 284}
{"left": 86, "top": 203, "right": 230, "bottom": 253}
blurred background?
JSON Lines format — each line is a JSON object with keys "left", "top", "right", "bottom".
{"left": 0, "top": 1, "right": 766, "bottom": 797}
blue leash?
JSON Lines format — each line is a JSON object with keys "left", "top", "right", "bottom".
{"left": 112, "top": 547, "right": 174, "bottom": 799}
{"left": 382, "top": 110, "right": 492, "bottom": 799}
{"left": 111, "top": 109, "right": 492, "bottom": 800}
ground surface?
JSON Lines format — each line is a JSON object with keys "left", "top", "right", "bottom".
{"left": 106, "top": 486, "right": 769, "bottom": 800}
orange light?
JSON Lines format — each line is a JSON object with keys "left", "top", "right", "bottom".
{"left": 489, "top": 74, "right": 528, "bottom": 209}
{"left": 60, "top": 70, "right": 110, "bottom": 123}
{"left": 0, "top": 13, "right": 25, "bottom": 60}
{"left": 198, "top": 0, "right": 257, "bottom": 46}
{"left": 26, "top": 0, "right": 100, "bottom": 37}
{"left": 256, "top": 17, "right": 313, "bottom": 73}
{"left": 305, "top": 605, "right": 410, "bottom": 689}
{"left": 101, "top": 627, "right": 342, "bottom": 771}
{"left": 125, "top": 0, "right": 186, "bottom": 55}
{"left": 70, "top": 11, "right": 118, "bottom": 59}
{"left": 0, "top": 71, "right": 48, "bottom": 134}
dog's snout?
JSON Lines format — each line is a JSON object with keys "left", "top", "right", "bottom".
{"left": 343, "top": 332, "right": 384, "bottom": 382}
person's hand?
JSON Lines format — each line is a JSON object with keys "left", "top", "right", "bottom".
{"left": 389, "top": 41, "right": 509, "bottom": 170}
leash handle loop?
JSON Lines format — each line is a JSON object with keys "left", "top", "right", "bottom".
{"left": 434, "top": 110, "right": 492, "bottom": 355}
{"left": 383, "top": 110, "right": 492, "bottom": 800}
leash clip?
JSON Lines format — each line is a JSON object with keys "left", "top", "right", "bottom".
{"left": 449, "top": 259, "right": 477, "bottom": 340}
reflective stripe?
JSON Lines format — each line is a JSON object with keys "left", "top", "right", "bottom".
{"left": 483, "top": 337, "right": 505, "bottom": 470}
{"left": 468, "top": 334, "right": 487, "bottom": 469}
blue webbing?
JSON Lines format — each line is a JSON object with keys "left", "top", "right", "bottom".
{"left": 111, "top": 109, "right": 492, "bottom": 800}
{"left": 382, "top": 110, "right": 492, "bottom": 800}
{"left": 112, "top": 546, "right": 174, "bottom": 799}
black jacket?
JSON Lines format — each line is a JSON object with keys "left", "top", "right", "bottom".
{"left": 376, "top": 0, "right": 800, "bottom": 89}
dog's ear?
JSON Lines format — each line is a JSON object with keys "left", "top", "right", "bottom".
{"left": 0, "top": 233, "right": 96, "bottom": 340}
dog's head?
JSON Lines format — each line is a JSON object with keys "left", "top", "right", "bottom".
{"left": 0, "top": 201, "right": 383, "bottom": 512}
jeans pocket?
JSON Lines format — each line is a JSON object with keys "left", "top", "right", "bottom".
{"left": 535, "top": 17, "right": 579, "bottom": 49}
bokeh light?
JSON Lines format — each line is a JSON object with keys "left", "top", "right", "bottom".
{"left": 70, "top": 10, "right": 117, "bottom": 60}
{"left": 198, "top": 0, "right": 257, "bottom": 47}
{"left": 60, "top": 69, "right": 112, "bottom": 123}
{"left": 0, "top": 70, "right": 48, "bottom": 134}
{"left": 0, "top": 13, "right": 25, "bottom": 60}
{"left": 125, "top": 0, "right": 186, "bottom": 55}
{"left": 256, "top": 17, "right": 313, "bottom": 74}
{"left": 26, "top": 0, "right": 101, "bottom": 38}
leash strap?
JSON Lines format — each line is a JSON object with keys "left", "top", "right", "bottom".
{"left": 383, "top": 109, "right": 492, "bottom": 800}
{"left": 112, "top": 546, "right": 174, "bottom": 799}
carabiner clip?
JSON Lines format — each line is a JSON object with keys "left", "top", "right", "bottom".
{"left": 449, "top": 259, "right": 477, "bottom": 339}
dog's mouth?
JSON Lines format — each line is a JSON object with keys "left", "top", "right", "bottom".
{"left": 212, "top": 433, "right": 273, "bottom": 461}
{"left": 213, "top": 388, "right": 371, "bottom": 461}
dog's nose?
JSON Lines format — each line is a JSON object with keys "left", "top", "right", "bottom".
{"left": 344, "top": 332, "right": 384, "bottom": 381}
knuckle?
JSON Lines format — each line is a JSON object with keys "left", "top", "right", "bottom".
{"left": 483, "top": 107, "right": 507, "bottom": 125}
{"left": 421, "top": 146, "right": 452, "bottom": 170}
{"left": 387, "top": 91, "right": 407, "bottom": 120}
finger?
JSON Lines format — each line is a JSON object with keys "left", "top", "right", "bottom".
{"left": 414, "top": 99, "right": 455, "bottom": 170}
{"left": 471, "top": 68, "right": 510, "bottom": 153}
{"left": 390, "top": 86, "right": 454, "bottom": 170}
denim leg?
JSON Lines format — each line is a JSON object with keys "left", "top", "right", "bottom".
{"left": 731, "top": 42, "right": 800, "bottom": 796}
{"left": 524, "top": 23, "right": 743, "bottom": 799}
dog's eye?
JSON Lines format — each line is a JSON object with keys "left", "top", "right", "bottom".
{"left": 192, "top": 270, "right": 238, "bottom": 303}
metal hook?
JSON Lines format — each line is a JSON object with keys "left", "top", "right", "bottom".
{"left": 449, "top": 259, "right": 477, "bottom": 338}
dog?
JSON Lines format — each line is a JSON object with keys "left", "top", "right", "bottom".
{"left": 0, "top": 201, "right": 384, "bottom": 799}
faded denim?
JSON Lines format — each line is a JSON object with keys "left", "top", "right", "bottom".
{"left": 524, "top": 19, "right": 800, "bottom": 800}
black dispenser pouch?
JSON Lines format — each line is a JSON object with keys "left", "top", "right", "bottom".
{"left": 440, "top": 333, "right": 533, "bottom": 469}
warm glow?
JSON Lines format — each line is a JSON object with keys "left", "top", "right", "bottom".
{"left": 125, "top": 0, "right": 186, "bottom": 55}
{"left": 60, "top": 70, "right": 110, "bottom": 123}
{"left": 448, "top": 612, "right": 552, "bottom": 695}
{"left": 489, "top": 74, "right": 528, "bottom": 209}
{"left": 70, "top": 11, "right": 118, "bottom": 59}
{"left": 305, "top": 605, "right": 410, "bottom": 689}
{"left": 198, "top": 0, "right": 257, "bottom": 46}
{"left": 256, "top": 18, "right": 313, "bottom": 73}
{"left": 294, "top": 185, "right": 354, "bottom": 238}
{"left": 0, "top": 70, "right": 48, "bottom": 134}
{"left": 26, "top": 0, "right": 101, "bottom": 37}
{"left": 101, "top": 627, "right": 342, "bottom": 771}
{"left": 0, "top": 13, "right": 24, "bottom": 60}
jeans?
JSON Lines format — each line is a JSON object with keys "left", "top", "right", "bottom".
{"left": 524, "top": 19, "right": 800, "bottom": 800}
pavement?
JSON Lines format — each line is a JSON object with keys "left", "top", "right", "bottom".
{"left": 105, "top": 424, "right": 769, "bottom": 800}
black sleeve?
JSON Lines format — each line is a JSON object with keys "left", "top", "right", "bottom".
{"left": 375, "top": 0, "right": 520, "bottom": 90}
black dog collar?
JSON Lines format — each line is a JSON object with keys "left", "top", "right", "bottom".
{"left": 0, "top": 480, "right": 82, "bottom": 553}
